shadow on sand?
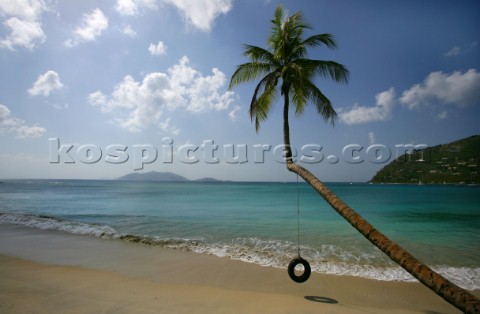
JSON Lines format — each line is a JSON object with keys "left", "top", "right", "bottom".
{"left": 304, "top": 296, "right": 339, "bottom": 304}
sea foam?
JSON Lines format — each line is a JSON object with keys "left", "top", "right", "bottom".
{"left": 1, "top": 211, "right": 479, "bottom": 290}
{"left": 0, "top": 212, "right": 119, "bottom": 239}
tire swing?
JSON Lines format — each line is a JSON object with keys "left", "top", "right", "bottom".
{"left": 288, "top": 255, "right": 311, "bottom": 283}
{"left": 287, "top": 174, "right": 311, "bottom": 283}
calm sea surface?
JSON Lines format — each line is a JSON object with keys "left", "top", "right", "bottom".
{"left": 1, "top": 180, "right": 479, "bottom": 289}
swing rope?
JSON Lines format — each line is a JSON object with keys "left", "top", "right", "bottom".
{"left": 287, "top": 174, "right": 311, "bottom": 283}
{"left": 296, "top": 173, "right": 300, "bottom": 257}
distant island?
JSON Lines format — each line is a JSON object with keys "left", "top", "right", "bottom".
{"left": 370, "top": 135, "right": 479, "bottom": 184}
{"left": 117, "top": 171, "right": 223, "bottom": 182}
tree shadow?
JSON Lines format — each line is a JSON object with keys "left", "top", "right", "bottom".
{"left": 304, "top": 296, "right": 339, "bottom": 304}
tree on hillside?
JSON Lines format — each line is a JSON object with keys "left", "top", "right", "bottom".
{"left": 229, "top": 5, "right": 479, "bottom": 313}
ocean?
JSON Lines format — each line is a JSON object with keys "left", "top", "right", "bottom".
{"left": 0, "top": 179, "right": 479, "bottom": 290}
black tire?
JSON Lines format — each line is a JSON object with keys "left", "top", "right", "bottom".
{"left": 288, "top": 256, "right": 311, "bottom": 283}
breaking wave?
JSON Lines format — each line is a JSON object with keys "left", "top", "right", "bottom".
{"left": 1, "top": 211, "right": 479, "bottom": 290}
{"left": 0, "top": 212, "right": 119, "bottom": 239}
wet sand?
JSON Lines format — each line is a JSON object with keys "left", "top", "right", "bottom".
{"left": 0, "top": 224, "right": 472, "bottom": 313}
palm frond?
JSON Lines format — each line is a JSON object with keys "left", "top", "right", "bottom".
{"left": 294, "top": 59, "right": 349, "bottom": 84}
{"left": 291, "top": 86, "right": 307, "bottom": 116}
{"left": 272, "top": 5, "right": 284, "bottom": 27}
{"left": 286, "top": 11, "right": 312, "bottom": 35}
{"left": 302, "top": 33, "right": 337, "bottom": 49}
{"left": 283, "top": 64, "right": 308, "bottom": 114}
{"left": 229, "top": 62, "right": 273, "bottom": 90}
{"left": 304, "top": 80, "right": 338, "bottom": 125}
{"left": 254, "top": 86, "right": 278, "bottom": 121}
{"left": 249, "top": 72, "right": 280, "bottom": 131}
{"left": 242, "top": 45, "right": 276, "bottom": 63}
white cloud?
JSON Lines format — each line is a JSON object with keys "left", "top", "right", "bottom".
{"left": 0, "top": 103, "right": 46, "bottom": 138}
{"left": 88, "top": 56, "right": 235, "bottom": 133}
{"left": 0, "top": 0, "right": 46, "bottom": 20}
{"left": 64, "top": 8, "right": 109, "bottom": 47}
{"left": 339, "top": 88, "right": 396, "bottom": 125}
{"left": 228, "top": 105, "right": 241, "bottom": 121}
{"left": 87, "top": 91, "right": 109, "bottom": 111}
{"left": 165, "top": 0, "right": 232, "bottom": 32}
{"left": 114, "top": 0, "right": 158, "bottom": 16}
{"left": 444, "top": 41, "right": 477, "bottom": 57}
{"left": 115, "top": 0, "right": 139, "bottom": 16}
{"left": 444, "top": 46, "right": 461, "bottom": 57}
{"left": 15, "top": 125, "right": 46, "bottom": 138}
{"left": 0, "top": 104, "right": 14, "bottom": 122}
{"left": 186, "top": 67, "right": 234, "bottom": 112}
{"left": 340, "top": 69, "right": 480, "bottom": 124}
{"left": 114, "top": 0, "right": 232, "bottom": 31}
{"left": 122, "top": 24, "right": 136, "bottom": 37}
{"left": 437, "top": 110, "right": 448, "bottom": 120}
{"left": 159, "top": 117, "right": 179, "bottom": 135}
{"left": 0, "top": 0, "right": 47, "bottom": 50}
{"left": 148, "top": 40, "right": 167, "bottom": 56}
{"left": 400, "top": 69, "right": 480, "bottom": 110}
{"left": 28, "top": 70, "right": 63, "bottom": 96}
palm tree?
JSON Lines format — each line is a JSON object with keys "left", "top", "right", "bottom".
{"left": 229, "top": 5, "right": 480, "bottom": 313}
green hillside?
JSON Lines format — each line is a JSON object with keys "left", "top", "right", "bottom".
{"left": 370, "top": 135, "right": 480, "bottom": 184}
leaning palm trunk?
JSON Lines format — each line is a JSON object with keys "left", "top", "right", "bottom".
{"left": 287, "top": 162, "right": 479, "bottom": 313}
{"left": 282, "top": 96, "right": 480, "bottom": 314}
{"left": 230, "top": 5, "right": 480, "bottom": 312}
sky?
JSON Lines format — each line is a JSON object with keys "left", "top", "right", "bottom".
{"left": 0, "top": 0, "right": 479, "bottom": 182}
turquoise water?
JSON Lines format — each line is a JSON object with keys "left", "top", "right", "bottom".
{"left": 0, "top": 180, "right": 479, "bottom": 289}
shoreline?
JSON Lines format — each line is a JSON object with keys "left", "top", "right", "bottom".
{"left": 2, "top": 210, "right": 479, "bottom": 289}
{"left": 0, "top": 224, "right": 474, "bottom": 313}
